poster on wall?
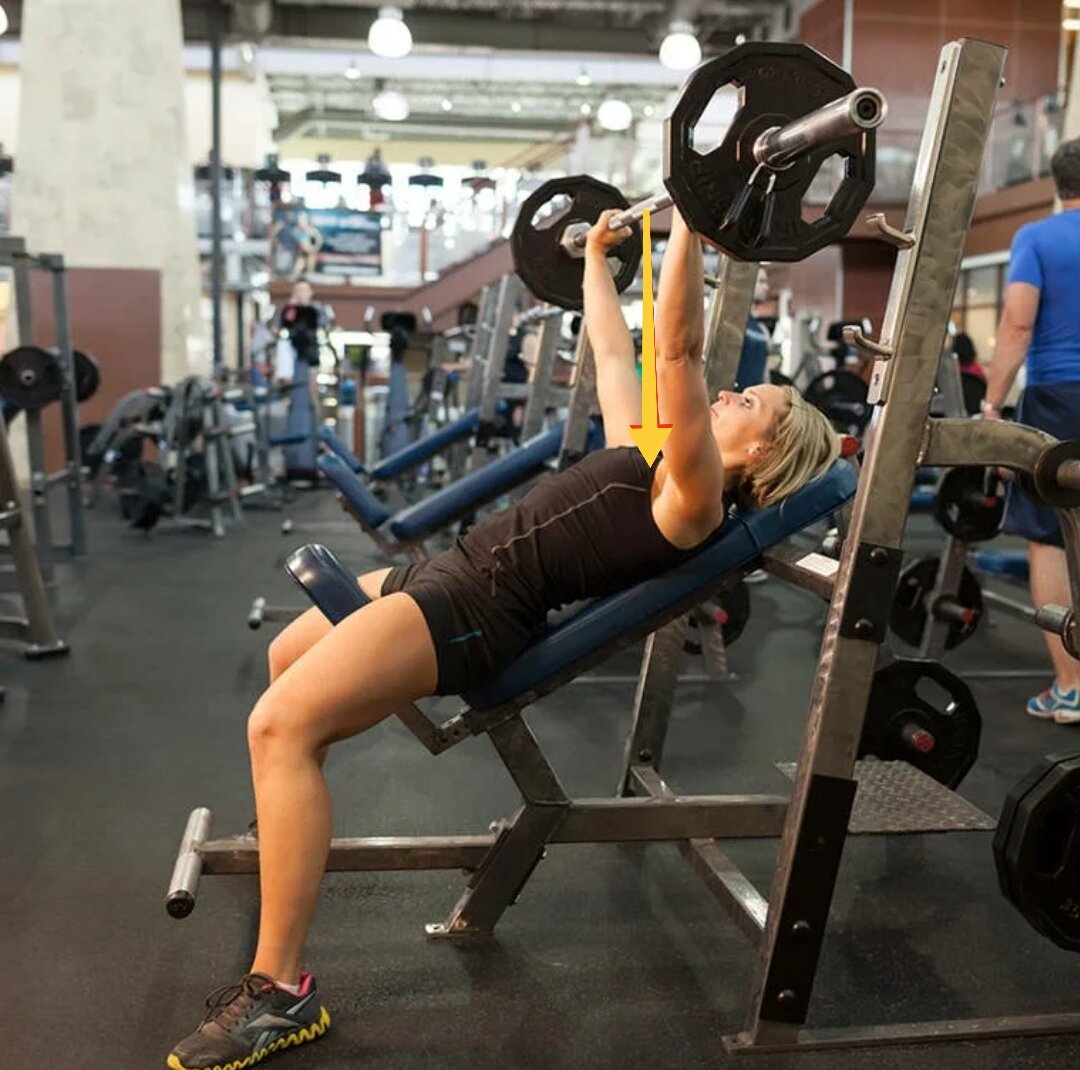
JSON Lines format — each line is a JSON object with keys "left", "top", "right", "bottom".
{"left": 270, "top": 203, "right": 384, "bottom": 280}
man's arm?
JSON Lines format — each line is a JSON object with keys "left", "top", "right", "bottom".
{"left": 583, "top": 210, "right": 641, "bottom": 446}
{"left": 986, "top": 281, "right": 1039, "bottom": 414}
{"left": 654, "top": 211, "right": 724, "bottom": 528}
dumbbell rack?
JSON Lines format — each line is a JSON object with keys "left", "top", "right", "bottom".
{"left": 0, "top": 236, "right": 87, "bottom": 582}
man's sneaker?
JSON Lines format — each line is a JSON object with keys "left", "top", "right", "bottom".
{"left": 1026, "top": 684, "right": 1080, "bottom": 723}
{"left": 167, "top": 972, "right": 330, "bottom": 1070}
{"left": 743, "top": 568, "right": 769, "bottom": 585}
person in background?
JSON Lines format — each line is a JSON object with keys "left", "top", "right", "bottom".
{"left": 985, "top": 136, "right": 1080, "bottom": 723}
{"left": 953, "top": 331, "right": 985, "bottom": 380}
{"left": 277, "top": 282, "right": 326, "bottom": 370}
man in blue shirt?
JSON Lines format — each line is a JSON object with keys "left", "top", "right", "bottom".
{"left": 986, "top": 137, "right": 1080, "bottom": 722}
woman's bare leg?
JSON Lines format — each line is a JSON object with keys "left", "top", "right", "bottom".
{"left": 248, "top": 587, "right": 436, "bottom": 984}
{"left": 267, "top": 568, "right": 392, "bottom": 683}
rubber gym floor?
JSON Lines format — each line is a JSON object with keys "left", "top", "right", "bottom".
{"left": 4, "top": 491, "right": 1080, "bottom": 1070}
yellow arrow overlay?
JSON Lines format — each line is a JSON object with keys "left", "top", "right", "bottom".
{"left": 628, "top": 210, "right": 672, "bottom": 466}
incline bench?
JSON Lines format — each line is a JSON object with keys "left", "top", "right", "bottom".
{"left": 170, "top": 458, "right": 857, "bottom": 932}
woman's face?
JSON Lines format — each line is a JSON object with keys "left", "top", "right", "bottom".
{"left": 709, "top": 385, "right": 789, "bottom": 469}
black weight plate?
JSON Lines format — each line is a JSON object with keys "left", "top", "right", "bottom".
{"left": 119, "top": 460, "right": 169, "bottom": 531}
{"left": 993, "top": 753, "right": 1071, "bottom": 906}
{"left": 684, "top": 582, "right": 752, "bottom": 655}
{"left": 510, "top": 175, "right": 642, "bottom": 311}
{"left": 998, "top": 754, "right": 1080, "bottom": 952}
{"left": 803, "top": 370, "right": 872, "bottom": 436}
{"left": 73, "top": 350, "right": 101, "bottom": 403}
{"left": 0, "top": 345, "right": 63, "bottom": 410}
{"left": 933, "top": 466, "right": 1004, "bottom": 543}
{"left": 890, "top": 556, "right": 983, "bottom": 651}
{"left": 859, "top": 658, "right": 981, "bottom": 787}
{"left": 663, "top": 42, "right": 875, "bottom": 262}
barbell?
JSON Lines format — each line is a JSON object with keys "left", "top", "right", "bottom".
{"left": 511, "top": 41, "right": 887, "bottom": 310}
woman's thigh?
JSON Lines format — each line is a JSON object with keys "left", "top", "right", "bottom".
{"left": 269, "top": 568, "right": 392, "bottom": 680}
{"left": 261, "top": 591, "right": 438, "bottom": 747}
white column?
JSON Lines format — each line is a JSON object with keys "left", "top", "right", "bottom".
{"left": 12, "top": 0, "right": 207, "bottom": 381}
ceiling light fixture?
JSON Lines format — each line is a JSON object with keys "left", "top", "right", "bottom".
{"left": 580, "top": 102, "right": 593, "bottom": 116}
{"left": 642, "top": 103, "right": 655, "bottom": 117}
{"left": 441, "top": 98, "right": 453, "bottom": 112}
{"left": 344, "top": 59, "right": 362, "bottom": 81}
{"left": 0, "top": 5, "right": 9, "bottom": 36}
{"left": 735, "top": 33, "right": 747, "bottom": 45}
{"left": 597, "top": 98, "right": 633, "bottom": 132}
{"left": 576, "top": 69, "right": 593, "bottom": 87}
{"left": 511, "top": 101, "right": 522, "bottom": 113}
{"left": 373, "top": 88, "right": 409, "bottom": 122}
{"left": 368, "top": 7, "right": 413, "bottom": 59}
{"left": 659, "top": 20, "right": 701, "bottom": 71}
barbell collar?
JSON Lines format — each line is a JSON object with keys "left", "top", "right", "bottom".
{"left": 753, "top": 87, "right": 888, "bottom": 170}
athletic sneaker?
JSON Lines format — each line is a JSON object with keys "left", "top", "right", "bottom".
{"left": 167, "top": 972, "right": 330, "bottom": 1070}
{"left": 1026, "top": 683, "right": 1080, "bottom": 723}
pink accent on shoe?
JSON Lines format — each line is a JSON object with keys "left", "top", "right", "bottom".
{"left": 296, "top": 972, "right": 314, "bottom": 997}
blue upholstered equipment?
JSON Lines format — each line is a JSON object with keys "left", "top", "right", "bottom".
{"left": 287, "top": 459, "right": 858, "bottom": 712}
{"left": 974, "top": 549, "right": 1029, "bottom": 580}
{"left": 320, "top": 428, "right": 366, "bottom": 474}
{"left": 318, "top": 453, "right": 393, "bottom": 528}
{"left": 317, "top": 422, "right": 572, "bottom": 542}
{"left": 910, "top": 485, "right": 936, "bottom": 509}
{"left": 368, "top": 409, "right": 480, "bottom": 480}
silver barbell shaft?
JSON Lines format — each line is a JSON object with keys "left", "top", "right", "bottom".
{"left": 568, "top": 86, "right": 887, "bottom": 252}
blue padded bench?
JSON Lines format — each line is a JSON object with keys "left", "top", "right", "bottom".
{"left": 368, "top": 409, "right": 480, "bottom": 481}
{"left": 974, "top": 548, "right": 1029, "bottom": 580}
{"left": 318, "top": 422, "right": 574, "bottom": 545}
{"left": 286, "top": 459, "right": 858, "bottom": 712}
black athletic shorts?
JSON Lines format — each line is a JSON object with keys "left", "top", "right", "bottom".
{"left": 381, "top": 552, "right": 540, "bottom": 696}
{"left": 1001, "top": 381, "right": 1080, "bottom": 547}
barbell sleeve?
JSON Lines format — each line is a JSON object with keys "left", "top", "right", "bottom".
{"left": 1056, "top": 459, "right": 1080, "bottom": 492}
{"left": 753, "top": 87, "right": 887, "bottom": 169}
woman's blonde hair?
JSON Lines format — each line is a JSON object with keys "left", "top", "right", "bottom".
{"left": 740, "top": 387, "right": 841, "bottom": 509}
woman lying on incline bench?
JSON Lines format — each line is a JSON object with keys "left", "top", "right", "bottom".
{"left": 167, "top": 211, "right": 841, "bottom": 1070}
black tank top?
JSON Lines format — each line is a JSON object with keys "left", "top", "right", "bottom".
{"left": 453, "top": 446, "right": 720, "bottom": 621}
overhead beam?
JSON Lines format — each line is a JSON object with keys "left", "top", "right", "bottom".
{"left": 181, "top": 4, "right": 685, "bottom": 55}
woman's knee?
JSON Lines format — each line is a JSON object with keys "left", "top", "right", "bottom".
{"left": 247, "top": 693, "right": 310, "bottom": 758}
